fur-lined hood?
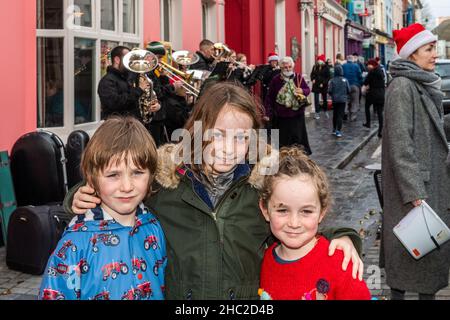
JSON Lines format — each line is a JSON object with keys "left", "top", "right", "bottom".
{"left": 155, "top": 143, "right": 279, "bottom": 190}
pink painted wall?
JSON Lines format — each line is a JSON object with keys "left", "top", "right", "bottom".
{"left": 0, "top": 1, "right": 36, "bottom": 152}
{"left": 142, "top": 0, "right": 202, "bottom": 52}
{"left": 143, "top": 0, "right": 161, "bottom": 46}
{"left": 285, "top": 0, "right": 302, "bottom": 73}
{"left": 182, "top": 0, "right": 203, "bottom": 52}
{"left": 262, "top": 0, "right": 276, "bottom": 61}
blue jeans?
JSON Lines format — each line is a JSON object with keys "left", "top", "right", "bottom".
{"left": 314, "top": 92, "right": 327, "bottom": 113}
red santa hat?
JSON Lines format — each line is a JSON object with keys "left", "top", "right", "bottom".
{"left": 267, "top": 52, "right": 279, "bottom": 62}
{"left": 317, "top": 54, "right": 326, "bottom": 62}
{"left": 393, "top": 23, "right": 437, "bottom": 59}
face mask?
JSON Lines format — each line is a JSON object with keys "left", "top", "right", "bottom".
{"left": 282, "top": 70, "right": 294, "bottom": 77}
{"left": 318, "top": 60, "right": 324, "bottom": 65}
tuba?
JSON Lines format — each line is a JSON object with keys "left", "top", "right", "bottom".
{"left": 123, "top": 49, "right": 159, "bottom": 124}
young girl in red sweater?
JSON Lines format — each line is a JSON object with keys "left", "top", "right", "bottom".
{"left": 254, "top": 146, "right": 371, "bottom": 300}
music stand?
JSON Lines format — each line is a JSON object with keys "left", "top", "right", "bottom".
{"left": 209, "top": 61, "right": 231, "bottom": 80}
{"left": 245, "top": 64, "right": 272, "bottom": 86}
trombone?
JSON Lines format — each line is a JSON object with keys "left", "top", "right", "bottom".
{"left": 158, "top": 50, "right": 201, "bottom": 98}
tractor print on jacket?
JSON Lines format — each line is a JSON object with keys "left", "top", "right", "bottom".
{"left": 39, "top": 204, "right": 167, "bottom": 300}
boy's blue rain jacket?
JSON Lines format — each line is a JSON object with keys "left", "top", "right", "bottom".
{"left": 39, "top": 204, "right": 167, "bottom": 300}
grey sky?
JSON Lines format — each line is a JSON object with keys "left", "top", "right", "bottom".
{"left": 427, "top": 0, "right": 450, "bottom": 19}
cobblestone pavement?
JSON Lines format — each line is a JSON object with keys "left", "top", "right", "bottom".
{"left": 1, "top": 107, "right": 449, "bottom": 300}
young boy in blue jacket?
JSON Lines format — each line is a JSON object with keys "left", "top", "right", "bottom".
{"left": 328, "top": 64, "right": 350, "bottom": 137}
{"left": 39, "top": 116, "right": 167, "bottom": 300}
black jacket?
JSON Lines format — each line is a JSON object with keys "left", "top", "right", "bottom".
{"left": 98, "top": 66, "right": 144, "bottom": 120}
{"left": 310, "top": 64, "right": 331, "bottom": 94}
{"left": 190, "top": 51, "right": 213, "bottom": 71}
{"left": 364, "top": 66, "right": 385, "bottom": 104}
{"left": 261, "top": 66, "right": 281, "bottom": 101}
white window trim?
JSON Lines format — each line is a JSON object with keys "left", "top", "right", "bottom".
{"left": 37, "top": 0, "right": 143, "bottom": 142}
{"left": 275, "top": 0, "right": 286, "bottom": 58}
{"left": 202, "top": 0, "right": 218, "bottom": 42}
{"left": 160, "top": 0, "right": 172, "bottom": 42}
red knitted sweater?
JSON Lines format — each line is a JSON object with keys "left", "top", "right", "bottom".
{"left": 260, "top": 236, "right": 371, "bottom": 300}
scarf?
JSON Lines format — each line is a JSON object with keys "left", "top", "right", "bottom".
{"left": 389, "top": 59, "right": 444, "bottom": 113}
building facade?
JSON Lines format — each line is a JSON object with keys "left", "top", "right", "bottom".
{"left": 0, "top": 0, "right": 348, "bottom": 151}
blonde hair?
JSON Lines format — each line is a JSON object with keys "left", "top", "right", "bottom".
{"left": 259, "top": 146, "right": 331, "bottom": 212}
{"left": 81, "top": 116, "right": 158, "bottom": 197}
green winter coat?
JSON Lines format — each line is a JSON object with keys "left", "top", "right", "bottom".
{"left": 64, "top": 143, "right": 362, "bottom": 300}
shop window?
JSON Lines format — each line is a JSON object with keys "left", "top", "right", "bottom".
{"left": 37, "top": 0, "right": 63, "bottom": 29}
{"left": 123, "top": 42, "right": 140, "bottom": 49}
{"left": 101, "top": 0, "right": 115, "bottom": 31}
{"left": 37, "top": 1, "right": 141, "bottom": 133}
{"left": 123, "top": 0, "right": 136, "bottom": 34}
{"left": 74, "top": 38, "right": 96, "bottom": 124}
{"left": 161, "top": 0, "right": 172, "bottom": 41}
{"left": 101, "top": 40, "right": 119, "bottom": 77}
{"left": 37, "top": 37, "right": 64, "bottom": 128}
{"left": 74, "top": 0, "right": 93, "bottom": 28}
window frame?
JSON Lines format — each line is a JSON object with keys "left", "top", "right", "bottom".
{"left": 36, "top": 0, "right": 143, "bottom": 140}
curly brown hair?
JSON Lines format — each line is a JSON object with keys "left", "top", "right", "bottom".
{"left": 259, "top": 146, "right": 331, "bottom": 213}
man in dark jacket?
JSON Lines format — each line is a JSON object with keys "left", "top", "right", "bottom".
{"left": 363, "top": 59, "right": 385, "bottom": 137}
{"left": 261, "top": 52, "right": 281, "bottom": 101}
{"left": 310, "top": 54, "right": 331, "bottom": 119}
{"left": 98, "top": 46, "right": 154, "bottom": 120}
{"left": 190, "top": 39, "right": 215, "bottom": 71}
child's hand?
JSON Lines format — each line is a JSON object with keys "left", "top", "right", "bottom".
{"left": 328, "top": 236, "right": 364, "bottom": 281}
{"left": 72, "top": 184, "right": 102, "bottom": 214}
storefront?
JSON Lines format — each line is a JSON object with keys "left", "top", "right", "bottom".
{"left": 0, "top": 0, "right": 223, "bottom": 150}
{"left": 320, "top": 0, "right": 347, "bottom": 63}
{"left": 345, "top": 19, "right": 372, "bottom": 57}
{"left": 374, "top": 30, "right": 395, "bottom": 65}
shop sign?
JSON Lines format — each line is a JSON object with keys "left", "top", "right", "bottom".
{"left": 347, "top": 26, "right": 364, "bottom": 41}
{"left": 323, "top": 2, "right": 345, "bottom": 25}
{"left": 375, "top": 34, "right": 388, "bottom": 44}
{"left": 353, "top": 1, "right": 365, "bottom": 14}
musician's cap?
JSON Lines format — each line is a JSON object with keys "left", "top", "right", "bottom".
{"left": 267, "top": 52, "right": 279, "bottom": 62}
{"left": 146, "top": 41, "right": 166, "bottom": 56}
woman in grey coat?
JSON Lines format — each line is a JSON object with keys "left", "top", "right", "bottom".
{"left": 381, "top": 23, "right": 450, "bottom": 300}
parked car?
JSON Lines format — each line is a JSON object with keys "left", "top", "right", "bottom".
{"left": 435, "top": 59, "right": 450, "bottom": 114}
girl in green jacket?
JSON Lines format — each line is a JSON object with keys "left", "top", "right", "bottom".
{"left": 67, "top": 82, "right": 363, "bottom": 299}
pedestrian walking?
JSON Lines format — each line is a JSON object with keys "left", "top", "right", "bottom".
{"left": 328, "top": 64, "right": 350, "bottom": 138}
{"left": 342, "top": 55, "right": 363, "bottom": 122}
{"left": 310, "top": 54, "right": 331, "bottom": 119}
{"left": 362, "top": 59, "right": 385, "bottom": 138}
{"left": 381, "top": 23, "right": 450, "bottom": 300}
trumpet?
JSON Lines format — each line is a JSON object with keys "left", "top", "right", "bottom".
{"left": 123, "top": 49, "right": 159, "bottom": 124}
{"left": 213, "top": 42, "right": 254, "bottom": 73}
